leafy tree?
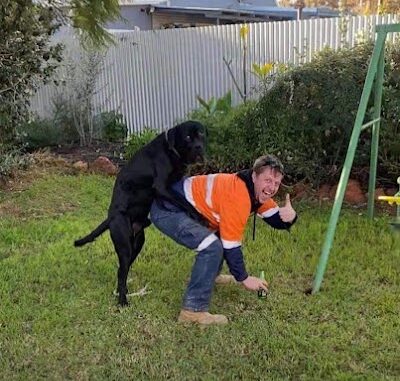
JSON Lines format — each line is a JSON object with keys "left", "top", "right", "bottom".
{"left": 37, "top": 0, "right": 121, "bottom": 47}
{"left": 0, "top": 0, "right": 62, "bottom": 147}
{"left": 0, "top": 0, "right": 120, "bottom": 149}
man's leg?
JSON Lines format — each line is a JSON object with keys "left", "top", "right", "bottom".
{"left": 182, "top": 238, "right": 223, "bottom": 311}
{"left": 150, "top": 201, "right": 227, "bottom": 324}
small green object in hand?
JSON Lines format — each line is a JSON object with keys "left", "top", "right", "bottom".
{"left": 258, "top": 270, "right": 268, "bottom": 298}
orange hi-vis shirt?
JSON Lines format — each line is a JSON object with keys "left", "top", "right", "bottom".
{"left": 183, "top": 173, "right": 279, "bottom": 250}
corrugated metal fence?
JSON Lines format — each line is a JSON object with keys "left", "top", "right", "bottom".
{"left": 30, "top": 14, "right": 400, "bottom": 134}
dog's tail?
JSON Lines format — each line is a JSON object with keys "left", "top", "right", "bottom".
{"left": 74, "top": 219, "right": 109, "bottom": 247}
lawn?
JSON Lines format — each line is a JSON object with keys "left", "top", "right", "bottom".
{"left": 0, "top": 169, "right": 399, "bottom": 380}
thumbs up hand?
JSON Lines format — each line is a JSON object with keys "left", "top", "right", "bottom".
{"left": 279, "top": 194, "right": 296, "bottom": 222}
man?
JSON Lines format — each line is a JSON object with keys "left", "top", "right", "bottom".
{"left": 150, "top": 154, "right": 297, "bottom": 325}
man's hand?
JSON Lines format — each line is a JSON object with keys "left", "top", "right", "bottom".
{"left": 241, "top": 276, "right": 269, "bottom": 292}
{"left": 279, "top": 194, "right": 296, "bottom": 223}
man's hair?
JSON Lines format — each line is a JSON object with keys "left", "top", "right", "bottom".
{"left": 252, "top": 154, "right": 284, "bottom": 176}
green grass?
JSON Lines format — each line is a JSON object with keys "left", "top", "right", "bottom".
{"left": 0, "top": 172, "right": 399, "bottom": 380}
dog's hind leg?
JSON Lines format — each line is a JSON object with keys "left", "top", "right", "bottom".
{"left": 130, "top": 229, "right": 145, "bottom": 265}
{"left": 125, "top": 229, "right": 147, "bottom": 297}
{"left": 109, "top": 215, "right": 134, "bottom": 306}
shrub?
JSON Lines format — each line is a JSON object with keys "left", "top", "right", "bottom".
{"left": 0, "top": 145, "right": 32, "bottom": 179}
{"left": 94, "top": 111, "right": 128, "bottom": 142}
{"left": 124, "top": 128, "right": 159, "bottom": 160}
{"left": 189, "top": 41, "right": 400, "bottom": 187}
{"left": 16, "top": 109, "right": 128, "bottom": 150}
{"left": 52, "top": 50, "right": 106, "bottom": 146}
{"left": 190, "top": 101, "right": 263, "bottom": 172}
{"left": 252, "top": 42, "right": 376, "bottom": 186}
{"left": 380, "top": 42, "right": 400, "bottom": 184}
{"left": 0, "top": 1, "right": 62, "bottom": 146}
{"left": 196, "top": 91, "right": 232, "bottom": 116}
{"left": 188, "top": 92, "right": 260, "bottom": 172}
{"left": 17, "top": 118, "right": 64, "bottom": 150}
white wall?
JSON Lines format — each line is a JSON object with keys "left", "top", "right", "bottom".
{"left": 169, "top": 0, "right": 278, "bottom": 7}
{"left": 106, "top": 5, "right": 152, "bottom": 30}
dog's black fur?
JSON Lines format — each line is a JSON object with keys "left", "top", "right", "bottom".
{"left": 74, "top": 121, "right": 206, "bottom": 305}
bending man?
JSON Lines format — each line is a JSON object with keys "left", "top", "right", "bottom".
{"left": 150, "top": 154, "right": 297, "bottom": 325}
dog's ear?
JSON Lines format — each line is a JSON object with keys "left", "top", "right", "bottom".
{"left": 194, "top": 121, "right": 207, "bottom": 137}
{"left": 166, "top": 127, "right": 176, "bottom": 150}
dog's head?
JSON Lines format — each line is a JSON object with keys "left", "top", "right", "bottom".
{"left": 166, "top": 121, "right": 207, "bottom": 164}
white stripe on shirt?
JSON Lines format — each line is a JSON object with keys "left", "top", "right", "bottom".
{"left": 183, "top": 177, "right": 195, "bottom": 206}
{"left": 259, "top": 207, "right": 279, "bottom": 218}
{"left": 205, "top": 174, "right": 217, "bottom": 208}
{"left": 221, "top": 239, "right": 241, "bottom": 249}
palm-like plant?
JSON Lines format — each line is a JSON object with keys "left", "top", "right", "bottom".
{"left": 38, "top": 0, "right": 121, "bottom": 47}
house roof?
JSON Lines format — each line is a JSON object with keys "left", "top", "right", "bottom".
{"left": 151, "top": 4, "right": 338, "bottom": 21}
{"left": 118, "top": 0, "right": 163, "bottom": 4}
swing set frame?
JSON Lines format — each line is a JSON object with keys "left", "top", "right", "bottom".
{"left": 312, "top": 23, "right": 400, "bottom": 294}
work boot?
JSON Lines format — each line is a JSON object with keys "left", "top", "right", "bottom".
{"left": 178, "top": 309, "right": 228, "bottom": 325}
{"left": 215, "top": 274, "right": 236, "bottom": 285}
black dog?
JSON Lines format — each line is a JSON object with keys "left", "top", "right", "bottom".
{"left": 74, "top": 121, "right": 206, "bottom": 305}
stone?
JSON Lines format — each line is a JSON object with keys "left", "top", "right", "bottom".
{"left": 90, "top": 156, "right": 118, "bottom": 176}
{"left": 329, "top": 179, "right": 366, "bottom": 204}
{"left": 317, "top": 184, "right": 331, "bottom": 201}
{"left": 292, "top": 182, "right": 309, "bottom": 200}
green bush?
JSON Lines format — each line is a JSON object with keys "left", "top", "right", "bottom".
{"left": 17, "top": 118, "right": 64, "bottom": 150}
{"left": 196, "top": 91, "right": 233, "bottom": 115}
{"left": 95, "top": 111, "right": 128, "bottom": 142}
{"left": 249, "top": 42, "right": 376, "bottom": 185}
{"left": 190, "top": 101, "right": 262, "bottom": 172}
{"left": 0, "top": 1, "right": 62, "bottom": 146}
{"left": 379, "top": 42, "right": 400, "bottom": 184}
{"left": 0, "top": 145, "right": 32, "bottom": 178}
{"left": 124, "top": 128, "right": 159, "bottom": 160}
{"left": 50, "top": 50, "right": 109, "bottom": 147}
{"left": 189, "top": 41, "right": 400, "bottom": 187}
{"left": 16, "top": 109, "right": 129, "bottom": 150}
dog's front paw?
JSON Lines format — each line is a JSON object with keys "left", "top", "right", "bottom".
{"left": 118, "top": 296, "right": 129, "bottom": 307}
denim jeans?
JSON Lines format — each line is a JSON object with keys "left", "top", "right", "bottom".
{"left": 150, "top": 200, "right": 223, "bottom": 312}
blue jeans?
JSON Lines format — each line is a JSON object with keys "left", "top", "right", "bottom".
{"left": 150, "top": 200, "right": 223, "bottom": 312}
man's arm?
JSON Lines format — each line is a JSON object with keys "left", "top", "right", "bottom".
{"left": 262, "top": 194, "right": 297, "bottom": 230}
{"left": 223, "top": 246, "right": 248, "bottom": 282}
{"left": 223, "top": 247, "right": 268, "bottom": 292}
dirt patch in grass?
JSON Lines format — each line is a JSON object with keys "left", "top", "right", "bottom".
{"left": 0, "top": 142, "right": 124, "bottom": 192}
{"left": 50, "top": 141, "right": 125, "bottom": 165}
{"left": 0, "top": 152, "right": 71, "bottom": 193}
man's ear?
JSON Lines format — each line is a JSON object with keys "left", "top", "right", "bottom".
{"left": 251, "top": 170, "right": 256, "bottom": 183}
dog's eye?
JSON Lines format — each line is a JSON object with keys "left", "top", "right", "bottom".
{"left": 185, "top": 135, "right": 191, "bottom": 142}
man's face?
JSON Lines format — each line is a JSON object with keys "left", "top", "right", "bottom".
{"left": 252, "top": 167, "right": 283, "bottom": 204}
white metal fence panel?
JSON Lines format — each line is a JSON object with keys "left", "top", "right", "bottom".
{"left": 30, "top": 14, "right": 400, "bottom": 135}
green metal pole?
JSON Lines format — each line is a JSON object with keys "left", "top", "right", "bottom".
{"left": 376, "top": 24, "right": 400, "bottom": 33}
{"left": 367, "top": 37, "right": 386, "bottom": 219}
{"left": 312, "top": 32, "right": 386, "bottom": 294}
